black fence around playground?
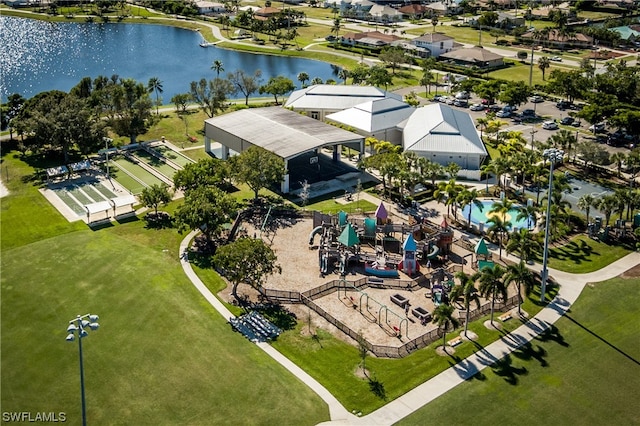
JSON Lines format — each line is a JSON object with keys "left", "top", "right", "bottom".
{"left": 261, "top": 276, "right": 519, "bottom": 359}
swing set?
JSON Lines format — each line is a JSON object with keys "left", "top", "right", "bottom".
{"left": 337, "top": 280, "right": 409, "bottom": 338}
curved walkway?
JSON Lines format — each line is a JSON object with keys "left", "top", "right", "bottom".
{"left": 179, "top": 226, "right": 640, "bottom": 425}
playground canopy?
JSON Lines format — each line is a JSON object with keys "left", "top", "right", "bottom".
{"left": 338, "top": 223, "right": 360, "bottom": 247}
{"left": 475, "top": 238, "right": 489, "bottom": 256}
{"left": 84, "top": 200, "right": 111, "bottom": 222}
{"left": 403, "top": 234, "right": 417, "bottom": 251}
{"left": 375, "top": 202, "right": 388, "bottom": 220}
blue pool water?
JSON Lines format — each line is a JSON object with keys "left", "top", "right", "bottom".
{"left": 460, "top": 200, "right": 534, "bottom": 230}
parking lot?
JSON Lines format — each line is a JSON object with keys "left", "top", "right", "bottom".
{"left": 431, "top": 90, "right": 634, "bottom": 157}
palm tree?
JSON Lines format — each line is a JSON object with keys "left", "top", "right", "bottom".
{"left": 506, "top": 228, "right": 541, "bottom": 263}
{"left": 505, "top": 261, "right": 536, "bottom": 317}
{"left": 516, "top": 202, "right": 538, "bottom": 230}
{"left": 211, "top": 60, "right": 224, "bottom": 78}
{"left": 597, "top": 195, "right": 617, "bottom": 226}
{"left": 147, "top": 77, "right": 163, "bottom": 115}
{"left": 538, "top": 56, "right": 550, "bottom": 80}
{"left": 549, "top": 130, "right": 576, "bottom": 153}
{"left": 478, "top": 264, "right": 508, "bottom": 326}
{"left": 610, "top": 152, "right": 627, "bottom": 178}
{"left": 297, "top": 71, "right": 309, "bottom": 88}
{"left": 450, "top": 271, "right": 481, "bottom": 338}
{"left": 435, "top": 179, "right": 462, "bottom": 217}
{"left": 432, "top": 304, "right": 459, "bottom": 352}
{"left": 487, "top": 215, "right": 511, "bottom": 259}
{"left": 337, "top": 68, "right": 349, "bottom": 85}
{"left": 458, "top": 188, "right": 483, "bottom": 228}
{"left": 577, "top": 194, "right": 595, "bottom": 225}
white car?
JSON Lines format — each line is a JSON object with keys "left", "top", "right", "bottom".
{"left": 530, "top": 95, "right": 544, "bottom": 103}
{"left": 469, "top": 103, "right": 484, "bottom": 111}
{"left": 550, "top": 56, "right": 562, "bottom": 62}
{"left": 496, "top": 110, "right": 512, "bottom": 118}
{"left": 542, "top": 120, "right": 559, "bottom": 130}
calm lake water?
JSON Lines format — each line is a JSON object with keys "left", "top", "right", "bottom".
{"left": 0, "top": 16, "right": 338, "bottom": 101}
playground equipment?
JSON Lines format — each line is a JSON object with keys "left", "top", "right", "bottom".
{"left": 337, "top": 280, "right": 409, "bottom": 337}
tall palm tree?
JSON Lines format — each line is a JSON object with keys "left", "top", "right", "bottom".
{"left": 297, "top": 71, "right": 309, "bottom": 88}
{"left": 538, "top": 56, "right": 550, "bottom": 80}
{"left": 487, "top": 215, "right": 511, "bottom": 259}
{"left": 337, "top": 68, "right": 349, "bottom": 85}
{"left": 211, "top": 60, "right": 224, "bottom": 78}
{"left": 506, "top": 228, "right": 541, "bottom": 263}
{"left": 505, "top": 261, "right": 536, "bottom": 317}
{"left": 610, "top": 152, "right": 627, "bottom": 178}
{"left": 478, "top": 264, "right": 508, "bottom": 326}
{"left": 577, "top": 194, "right": 595, "bottom": 225}
{"left": 450, "top": 271, "right": 481, "bottom": 338}
{"left": 458, "top": 188, "right": 483, "bottom": 228}
{"left": 597, "top": 195, "right": 617, "bottom": 226}
{"left": 516, "top": 202, "right": 538, "bottom": 230}
{"left": 432, "top": 304, "right": 459, "bottom": 352}
{"left": 147, "top": 77, "right": 163, "bottom": 115}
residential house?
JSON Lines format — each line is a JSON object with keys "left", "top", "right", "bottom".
{"left": 520, "top": 28, "right": 593, "bottom": 49}
{"left": 439, "top": 46, "right": 504, "bottom": 70}
{"left": 340, "top": 31, "right": 402, "bottom": 49}
{"left": 409, "top": 32, "right": 456, "bottom": 58}
{"left": 398, "top": 4, "right": 429, "bottom": 19}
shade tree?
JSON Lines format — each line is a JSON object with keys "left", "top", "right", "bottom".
{"left": 228, "top": 146, "right": 286, "bottom": 200}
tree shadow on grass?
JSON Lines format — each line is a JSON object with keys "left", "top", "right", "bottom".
{"left": 449, "top": 357, "right": 487, "bottom": 382}
{"left": 143, "top": 212, "right": 173, "bottom": 229}
{"left": 255, "top": 304, "right": 298, "bottom": 331}
{"left": 368, "top": 376, "right": 386, "bottom": 400}
{"left": 535, "top": 324, "right": 570, "bottom": 348}
{"left": 564, "top": 314, "right": 640, "bottom": 366}
{"left": 491, "top": 354, "right": 528, "bottom": 385}
{"left": 513, "top": 342, "right": 549, "bottom": 367}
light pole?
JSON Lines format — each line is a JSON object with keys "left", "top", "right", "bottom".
{"left": 66, "top": 314, "right": 100, "bottom": 426}
{"left": 540, "top": 149, "right": 564, "bottom": 302}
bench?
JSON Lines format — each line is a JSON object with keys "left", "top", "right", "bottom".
{"left": 447, "top": 336, "right": 463, "bottom": 347}
{"left": 390, "top": 293, "right": 409, "bottom": 309}
{"left": 498, "top": 312, "right": 512, "bottom": 322}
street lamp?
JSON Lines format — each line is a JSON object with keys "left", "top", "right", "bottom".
{"left": 540, "top": 149, "right": 564, "bottom": 302}
{"left": 66, "top": 314, "right": 100, "bottom": 426}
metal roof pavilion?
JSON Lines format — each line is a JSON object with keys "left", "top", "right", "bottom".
{"left": 204, "top": 107, "right": 363, "bottom": 161}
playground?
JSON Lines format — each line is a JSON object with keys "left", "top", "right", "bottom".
{"left": 225, "top": 202, "right": 518, "bottom": 354}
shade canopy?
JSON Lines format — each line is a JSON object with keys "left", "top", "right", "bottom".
{"left": 475, "top": 238, "right": 489, "bottom": 256}
{"left": 403, "top": 234, "right": 417, "bottom": 251}
{"left": 338, "top": 223, "right": 360, "bottom": 247}
{"left": 375, "top": 202, "right": 388, "bottom": 220}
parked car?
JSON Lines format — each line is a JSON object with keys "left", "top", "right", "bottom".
{"left": 550, "top": 56, "right": 562, "bottom": 62}
{"left": 502, "top": 105, "right": 517, "bottom": 112}
{"left": 556, "top": 100, "right": 572, "bottom": 110}
{"left": 486, "top": 104, "right": 502, "bottom": 113}
{"left": 432, "top": 95, "right": 444, "bottom": 102}
{"left": 589, "top": 122, "right": 606, "bottom": 133}
{"left": 455, "top": 91, "right": 470, "bottom": 100}
{"left": 511, "top": 114, "right": 523, "bottom": 123}
{"left": 560, "top": 116, "right": 575, "bottom": 125}
{"left": 469, "top": 103, "right": 485, "bottom": 111}
{"left": 453, "top": 99, "right": 468, "bottom": 107}
{"left": 542, "top": 120, "right": 559, "bottom": 130}
{"left": 521, "top": 109, "right": 536, "bottom": 117}
{"left": 445, "top": 97, "right": 455, "bottom": 105}
{"left": 496, "top": 110, "right": 512, "bottom": 118}
{"left": 530, "top": 95, "right": 544, "bottom": 103}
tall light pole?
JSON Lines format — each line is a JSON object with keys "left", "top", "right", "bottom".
{"left": 540, "top": 149, "right": 564, "bottom": 302}
{"left": 66, "top": 314, "right": 100, "bottom": 426}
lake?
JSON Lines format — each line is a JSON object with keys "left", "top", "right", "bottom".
{"left": 0, "top": 16, "right": 339, "bottom": 101}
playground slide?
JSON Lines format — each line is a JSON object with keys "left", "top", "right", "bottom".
{"left": 426, "top": 245, "right": 440, "bottom": 260}
{"left": 308, "top": 226, "right": 323, "bottom": 245}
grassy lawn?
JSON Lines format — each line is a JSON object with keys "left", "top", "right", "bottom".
{"left": 0, "top": 152, "right": 329, "bottom": 425}
{"left": 546, "top": 235, "right": 632, "bottom": 274}
{"left": 272, "top": 285, "right": 557, "bottom": 415}
{"left": 305, "top": 198, "right": 377, "bottom": 215}
{"left": 397, "top": 275, "right": 640, "bottom": 425}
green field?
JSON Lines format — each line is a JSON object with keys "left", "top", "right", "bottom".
{"left": 0, "top": 151, "right": 329, "bottom": 425}
{"left": 133, "top": 149, "right": 180, "bottom": 179}
{"left": 110, "top": 157, "right": 165, "bottom": 189}
{"left": 151, "top": 144, "right": 195, "bottom": 167}
{"left": 397, "top": 275, "right": 640, "bottom": 425}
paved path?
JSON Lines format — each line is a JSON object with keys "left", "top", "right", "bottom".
{"left": 179, "top": 198, "right": 640, "bottom": 425}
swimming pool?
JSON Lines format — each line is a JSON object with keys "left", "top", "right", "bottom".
{"left": 460, "top": 200, "right": 535, "bottom": 230}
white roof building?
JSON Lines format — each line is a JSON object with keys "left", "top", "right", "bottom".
{"left": 325, "top": 97, "right": 414, "bottom": 145}
{"left": 284, "top": 84, "right": 402, "bottom": 121}
{"left": 402, "top": 104, "right": 487, "bottom": 171}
